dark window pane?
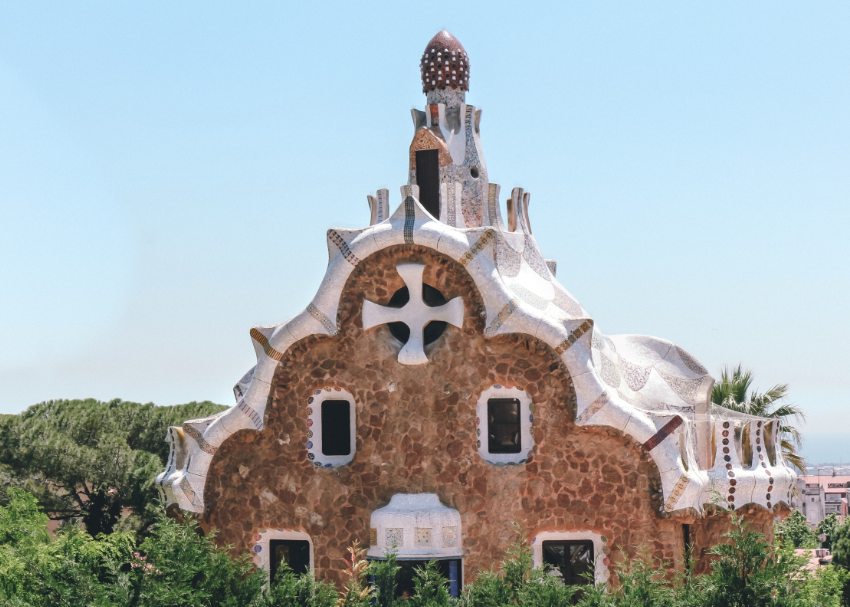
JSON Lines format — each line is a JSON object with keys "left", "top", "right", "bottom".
{"left": 542, "top": 540, "right": 594, "bottom": 586}
{"left": 488, "top": 398, "right": 521, "bottom": 454}
{"left": 322, "top": 400, "right": 351, "bottom": 456}
{"left": 270, "top": 539, "right": 310, "bottom": 582}
{"left": 415, "top": 149, "right": 440, "bottom": 219}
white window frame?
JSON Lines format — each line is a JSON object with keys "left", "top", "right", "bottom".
{"left": 251, "top": 529, "right": 314, "bottom": 577}
{"left": 306, "top": 388, "right": 356, "bottom": 468}
{"left": 476, "top": 384, "right": 534, "bottom": 465}
{"left": 531, "top": 530, "right": 610, "bottom": 585}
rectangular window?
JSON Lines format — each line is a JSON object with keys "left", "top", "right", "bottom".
{"left": 321, "top": 400, "right": 351, "bottom": 456}
{"left": 542, "top": 540, "right": 594, "bottom": 586}
{"left": 488, "top": 398, "right": 521, "bottom": 454}
{"left": 415, "top": 148, "right": 440, "bottom": 219}
{"left": 270, "top": 539, "right": 310, "bottom": 582}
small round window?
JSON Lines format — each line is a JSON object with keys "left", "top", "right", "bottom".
{"left": 469, "top": 167, "right": 480, "bottom": 179}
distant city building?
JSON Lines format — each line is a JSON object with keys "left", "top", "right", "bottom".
{"left": 795, "top": 472, "right": 849, "bottom": 526}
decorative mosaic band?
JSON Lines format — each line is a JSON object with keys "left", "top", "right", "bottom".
{"left": 237, "top": 398, "right": 264, "bottom": 430}
{"left": 484, "top": 299, "right": 518, "bottom": 337}
{"left": 182, "top": 424, "right": 217, "bottom": 456}
{"left": 642, "top": 415, "right": 684, "bottom": 452}
{"left": 180, "top": 477, "right": 203, "bottom": 511}
{"left": 250, "top": 328, "right": 284, "bottom": 361}
{"left": 403, "top": 194, "right": 416, "bottom": 244}
{"left": 328, "top": 229, "right": 361, "bottom": 266}
{"left": 487, "top": 183, "right": 500, "bottom": 227}
{"left": 576, "top": 392, "right": 609, "bottom": 425}
{"left": 307, "top": 303, "right": 338, "bottom": 336}
{"left": 459, "top": 230, "right": 495, "bottom": 266}
{"left": 376, "top": 189, "right": 389, "bottom": 223}
{"left": 663, "top": 474, "right": 690, "bottom": 512}
{"left": 554, "top": 320, "right": 593, "bottom": 355}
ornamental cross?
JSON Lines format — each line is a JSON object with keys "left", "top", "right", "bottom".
{"left": 362, "top": 263, "right": 464, "bottom": 365}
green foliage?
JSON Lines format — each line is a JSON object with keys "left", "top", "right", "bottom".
{"left": 516, "top": 568, "right": 576, "bottom": 607}
{"left": 699, "top": 514, "right": 806, "bottom": 607}
{"left": 127, "top": 515, "right": 264, "bottom": 607}
{"left": 794, "top": 565, "right": 850, "bottom": 607}
{"left": 819, "top": 514, "right": 842, "bottom": 551}
{"left": 408, "top": 560, "right": 451, "bottom": 607}
{"left": 458, "top": 568, "right": 511, "bottom": 607}
{"left": 502, "top": 521, "right": 534, "bottom": 602}
{"left": 2, "top": 488, "right": 847, "bottom": 607}
{"left": 834, "top": 519, "right": 850, "bottom": 570}
{"left": 832, "top": 521, "right": 850, "bottom": 607}
{"left": 0, "top": 488, "right": 264, "bottom": 607}
{"left": 574, "top": 548, "right": 676, "bottom": 607}
{"left": 778, "top": 510, "right": 819, "bottom": 549}
{"left": 711, "top": 364, "right": 805, "bottom": 470}
{"left": 259, "top": 563, "right": 337, "bottom": 607}
{"left": 0, "top": 398, "right": 226, "bottom": 537}
{"left": 369, "top": 551, "right": 400, "bottom": 607}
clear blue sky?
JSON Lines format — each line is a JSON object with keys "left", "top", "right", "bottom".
{"left": 1, "top": 2, "right": 847, "bottom": 463}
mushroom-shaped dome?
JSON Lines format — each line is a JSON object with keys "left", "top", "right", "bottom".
{"left": 367, "top": 493, "right": 462, "bottom": 560}
{"left": 420, "top": 30, "right": 469, "bottom": 93}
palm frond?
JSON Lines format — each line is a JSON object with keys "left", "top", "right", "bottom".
{"left": 780, "top": 438, "right": 806, "bottom": 472}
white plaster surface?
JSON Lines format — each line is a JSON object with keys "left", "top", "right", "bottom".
{"left": 367, "top": 494, "right": 462, "bottom": 560}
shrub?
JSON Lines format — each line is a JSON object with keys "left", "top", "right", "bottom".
{"left": 408, "top": 560, "right": 451, "bottom": 607}
{"left": 259, "top": 563, "right": 337, "bottom": 607}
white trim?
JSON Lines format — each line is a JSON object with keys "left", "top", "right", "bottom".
{"left": 251, "top": 529, "right": 314, "bottom": 575}
{"left": 476, "top": 384, "right": 533, "bottom": 465}
{"left": 306, "top": 388, "right": 356, "bottom": 468}
{"left": 531, "top": 530, "right": 610, "bottom": 585}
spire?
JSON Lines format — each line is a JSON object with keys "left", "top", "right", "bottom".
{"left": 420, "top": 31, "right": 469, "bottom": 94}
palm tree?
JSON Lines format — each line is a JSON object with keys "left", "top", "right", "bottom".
{"left": 711, "top": 364, "right": 806, "bottom": 472}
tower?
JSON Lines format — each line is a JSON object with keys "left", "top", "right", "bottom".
{"left": 409, "top": 31, "right": 487, "bottom": 228}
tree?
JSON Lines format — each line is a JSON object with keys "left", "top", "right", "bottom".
{"left": 777, "top": 510, "right": 818, "bottom": 549}
{"left": 711, "top": 364, "right": 806, "bottom": 471}
{"left": 819, "top": 514, "right": 842, "bottom": 551}
{"left": 832, "top": 521, "right": 850, "bottom": 607}
{"left": 700, "top": 514, "right": 807, "bottom": 607}
{"left": 0, "top": 488, "right": 266, "bottom": 607}
{"left": 0, "top": 398, "right": 226, "bottom": 537}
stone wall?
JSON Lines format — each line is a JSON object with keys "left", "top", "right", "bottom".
{"left": 200, "top": 244, "right": 765, "bottom": 586}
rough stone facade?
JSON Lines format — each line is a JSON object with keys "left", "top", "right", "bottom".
{"left": 198, "top": 245, "right": 762, "bottom": 585}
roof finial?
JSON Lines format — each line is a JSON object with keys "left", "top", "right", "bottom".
{"left": 420, "top": 31, "right": 469, "bottom": 95}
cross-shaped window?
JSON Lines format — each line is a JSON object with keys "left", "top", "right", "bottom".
{"left": 362, "top": 263, "right": 464, "bottom": 365}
